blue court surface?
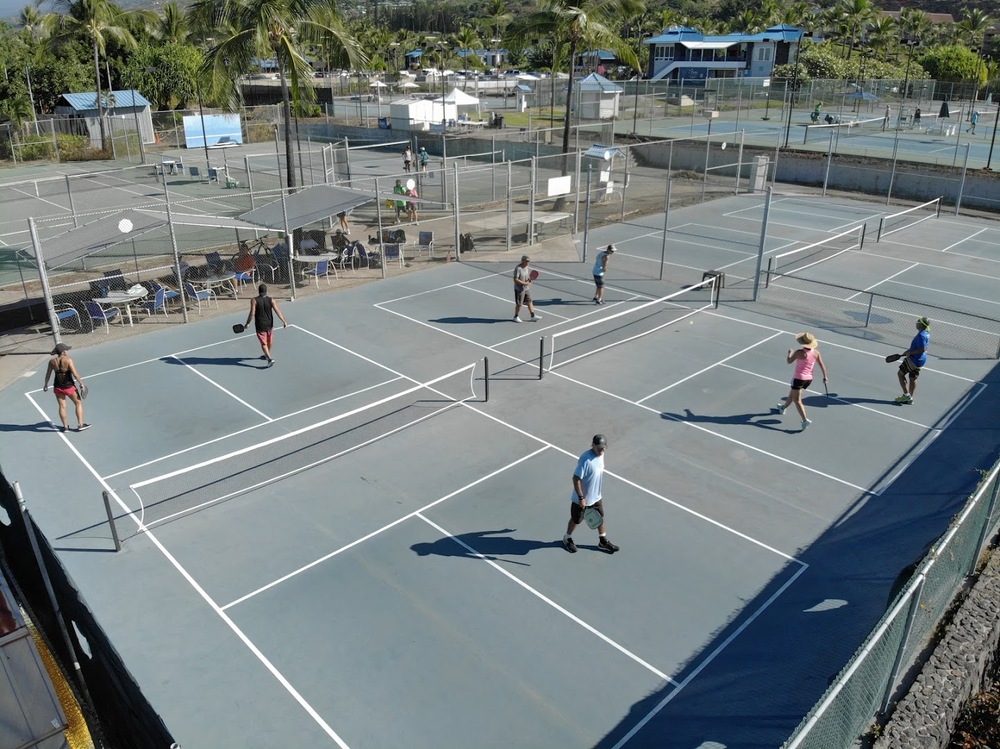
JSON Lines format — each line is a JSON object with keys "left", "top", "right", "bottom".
{"left": 2, "top": 193, "right": 998, "bottom": 748}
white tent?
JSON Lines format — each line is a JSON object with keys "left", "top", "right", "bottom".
{"left": 441, "top": 87, "right": 481, "bottom": 118}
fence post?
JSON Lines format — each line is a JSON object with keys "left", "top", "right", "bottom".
{"left": 734, "top": 129, "right": 744, "bottom": 195}
{"left": 751, "top": 187, "right": 773, "bottom": 302}
{"left": 453, "top": 163, "right": 461, "bottom": 263}
{"left": 245, "top": 156, "right": 256, "bottom": 210}
{"left": 66, "top": 175, "right": 79, "bottom": 229}
{"left": 620, "top": 145, "right": 629, "bottom": 222}
{"left": 659, "top": 177, "right": 671, "bottom": 281}
{"left": 162, "top": 173, "right": 190, "bottom": 324}
{"left": 972, "top": 472, "right": 1000, "bottom": 574}
{"left": 528, "top": 157, "right": 537, "bottom": 245}
{"left": 506, "top": 161, "right": 513, "bottom": 252}
{"left": 582, "top": 164, "right": 593, "bottom": 262}
{"left": 13, "top": 481, "right": 97, "bottom": 715}
{"left": 956, "top": 143, "right": 970, "bottom": 215}
{"left": 823, "top": 127, "right": 835, "bottom": 197}
{"left": 880, "top": 574, "right": 926, "bottom": 713}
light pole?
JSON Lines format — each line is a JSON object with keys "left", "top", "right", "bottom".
{"left": 986, "top": 101, "right": 1000, "bottom": 169}
{"left": 127, "top": 66, "right": 146, "bottom": 163}
{"left": 194, "top": 74, "right": 211, "bottom": 172}
{"left": 782, "top": 30, "right": 812, "bottom": 148}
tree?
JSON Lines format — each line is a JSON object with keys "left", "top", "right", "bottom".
{"left": 191, "top": 0, "right": 365, "bottom": 189}
{"left": 514, "top": 0, "right": 644, "bottom": 156}
{"left": 918, "top": 45, "right": 986, "bottom": 85}
{"left": 42, "top": 0, "right": 140, "bottom": 150}
{"left": 834, "top": 0, "right": 876, "bottom": 59}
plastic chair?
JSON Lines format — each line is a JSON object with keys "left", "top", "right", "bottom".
{"left": 103, "top": 270, "right": 129, "bottom": 291}
{"left": 382, "top": 243, "right": 403, "bottom": 268}
{"left": 183, "top": 282, "right": 217, "bottom": 314}
{"left": 352, "top": 242, "right": 371, "bottom": 271}
{"left": 417, "top": 231, "right": 435, "bottom": 259}
{"left": 302, "top": 259, "right": 335, "bottom": 287}
{"left": 338, "top": 244, "right": 357, "bottom": 273}
{"left": 55, "top": 304, "right": 81, "bottom": 331}
{"left": 148, "top": 281, "right": 181, "bottom": 305}
{"left": 83, "top": 300, "right": 121, "bottom": 333}
{"left": 140, "top": 287, "right": 167, "bottom": 317}
{"left": 205, "top": 252, "right": 227, "bottom": 273}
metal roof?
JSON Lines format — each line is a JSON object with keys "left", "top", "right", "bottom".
{"left": 239, "top": 185, "right": 375, "bottom": 235}
{"left": 60, "top": 90, "right": 151, "bottom": 111}
{"left": 576, "top": 73, "right": 623, "bottom": 93}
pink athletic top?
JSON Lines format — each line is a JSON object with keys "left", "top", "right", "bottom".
{"left": 794, "top": 348, "right": 817, "bottom": 380}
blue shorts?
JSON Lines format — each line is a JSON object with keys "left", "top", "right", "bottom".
{"left": 593, "top": 275, "right": 605, "bottom": 289}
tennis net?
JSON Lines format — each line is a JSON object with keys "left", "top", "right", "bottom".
{"left": 127, "top": 361, "right": 483, "bottom": 532}
{"left": 765, "top": 225, "right": 865, "bottom": 286}
{"left": 547, "top": 276, "right": 720, "bottom": 372}
{"left": 876, "top": 198, "right": 942, "bottom": 242}
{"left": 802, "top": 116, "right": 884, "bottom": 144}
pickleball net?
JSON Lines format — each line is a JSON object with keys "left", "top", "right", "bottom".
{"left": 801, "top": 115, "right": 885, "bottom": 144}
{"left": 127, "top": 361, "right": 483, "bottom": 532}
{"left": 546, "top": 275, "right": 720, "bottom": 371}
{"left": 876, "top": 198, "right": 941, "bottom": 242}
{"left": 765, "top": 224, "right": 865, "bottom": 286}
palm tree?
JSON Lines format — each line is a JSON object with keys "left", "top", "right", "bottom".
{"left": 834, "top": 0, "right": 876, "bottom": 59}
{"left": 515, "top": 0, "right": 643, "bottom": 156}
{"left": 157, "top": 1, "right": 189, "bottom": 44}
{"left": 191, "top": 0, "right": 364, "bottom": 189}
{"left": 43, "top": 0, "right": 139, "bottom": 150}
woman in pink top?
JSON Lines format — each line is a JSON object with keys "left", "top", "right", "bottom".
{"left": 776, "top": 332, "right": 828, "bottom": 431}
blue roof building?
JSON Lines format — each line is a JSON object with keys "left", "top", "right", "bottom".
{"left": 55, "top": 90, "right": 155, "bottom": 148}
{"left": 644, "top": 24, "right": 811, "bottom": 82}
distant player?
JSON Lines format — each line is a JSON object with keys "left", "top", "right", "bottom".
{"left": 894, "top": 317, "right": 930, "bottom": 404}
{"left": 592, "top": 244, "right": 615, "bottom": 305}
{"left": 512, "top": 255, "right": 541, "bottom": 323}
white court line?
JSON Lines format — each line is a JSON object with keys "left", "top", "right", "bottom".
{"left": 868, "top": 242, "right": 1000, "bottom": 276}
{"left": 103, "top": 377, "right": 404, "bottom": 480}
{"left": 141, "top": 398, "right": 465, "bottom": 530}
{"left": 637, "top": 333, "right": 784, "bottom": 403}
{"left": 456, "top": 282, "right": 573, "bottom": 321}
{"left": 874, "top": 383, "right": 986, "bottom": 491}
{"left": 704, "top": 309, "right": 981, "bottom": 383}
{"left": 168, "top": 354, "right": 272, "bottom": 420}
{"left": 417, "top": 513, "right": 677, "bottom": 685}
{"left": 379, "top": 301, "right": 873, "bottom": 494}
{"left": 222, "top": 447, "right": 550, "bottom": 609}
{"left": 883, "top": 279, "right": 1000, "bottom": 312}
{"left": 720, "top": 363, "right": 938, "bottom": 430}
{"left": 845, "top": 262, "right": 919, "bottom": 300}
{"left": 610, "top": 562, "right": 810, "bottom": 749}
{"left": 941, "top": 227, "right": 988, "bottom": 252}
{"left": 19, "top": 391, "right": 352, "bottom": 748}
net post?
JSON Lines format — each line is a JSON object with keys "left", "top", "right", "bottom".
{"left": 538, "top": 337, "right": 545, "bottom": 380}
{"left": 877, "top": 217, "right": 885, "bottom": 243}
{"left": 859, "top": 222, "right": 866, "bottom": 249}
{"left": 865, "top": 293, "right": 875, "bottom": 327}
{"left": 712, "top": 276, "right": 720, "bottom": 309}
{"left": 484, "top": 357, "right": 489, "bottom": 402}
{"left": 102, "top": 490, "right": 122, "bottom": 552}
{"left": 936, "top": 196, "right": 942, "bottom": 218}
{"left": 765, "top": 256, "right": 774, "bottom": 288}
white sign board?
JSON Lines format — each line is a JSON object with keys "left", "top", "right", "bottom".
{"left": 547, "top": 175, "right": 571, "bottom": 197}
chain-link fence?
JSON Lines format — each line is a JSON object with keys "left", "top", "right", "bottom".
{"left": 782, "top": 458, "right": 1000, "bottom": 749}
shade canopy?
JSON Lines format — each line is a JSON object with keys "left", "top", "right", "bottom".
{"left": 842, "top": 91, "right": 880, "bottom": 101}
{"left": 239, "top": 185, "right": 374, "bottom": 233}
{"left": 442, "top": 88, "right": 479, "bottom": 105}
{"left": 27, "top": 209, "right": 265, "bottom": 268}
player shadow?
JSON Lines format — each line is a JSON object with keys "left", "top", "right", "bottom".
{"left": 160, "top": 355, "right": 263, "bottom": 369}
{"left": 411, "top": 528, "right": 561, "bottom": 566}
{"left": 663, "top": 409, "right": 800, "bottom": 433}
{"left": 0, "top": 421, "right": 63, "bottom": 433}
{"left": 429, "top": 316, "right": 508, "bottom": 325}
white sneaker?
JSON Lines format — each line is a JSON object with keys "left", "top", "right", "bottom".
{"left": 801, "top": 419, "right": 812, "bottom": 430}
{"left": 513, "top": 316, "right": 522, "bottom": 323}
{"left": 775, "top": 403, "right": 786, "bottom": 415}
{"left": 531, "top": 313, "right": 541, "bottom": 321}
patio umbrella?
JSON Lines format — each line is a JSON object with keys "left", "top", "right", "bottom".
{"left": 841, "top": 91, "right": 880, "bottom": 101}
{"left": 398, "top": 81, "right": 420, "bottom": 90}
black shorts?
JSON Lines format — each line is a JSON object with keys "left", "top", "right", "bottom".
{"left": 593, "top": 275, "right": 605, "bottom": 289}
{"left": 899, "top": 358, "right": 922, "bottom": 378}
{"left": 571, "top": 499, "right": 604, "bottom": 525}
{"left": 514, "top": 287, "right": 531, "bottom": 304}
{"left": 791, "top": 378, "right": 813, "bottom": 391}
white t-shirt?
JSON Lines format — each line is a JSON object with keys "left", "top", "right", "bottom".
{"left": 570, "top": 449, "right": 604, "bottom": 504}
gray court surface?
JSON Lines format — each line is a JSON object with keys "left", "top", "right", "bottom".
{"left": 1, "top": 193, "right": 998, "bottom": 748}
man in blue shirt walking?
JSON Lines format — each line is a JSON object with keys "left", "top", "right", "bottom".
{"left": 895, "top": 316, "right": 930, "bottom": 404}
{"left": 563, "top": 434, "right": 619, "bottom": 554}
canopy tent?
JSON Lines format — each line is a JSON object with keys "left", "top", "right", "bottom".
{"left": 441, "top": 87, "right": 481, "bottom": 118}
{"left": 398, "top": 81, "right": 420, "bottom": 89}
{"left": 239, "top": 185, "right": 374, "bottom": 236}
{"left": 442, "top": 88, "right": 480, "bottom": 106}
{"left": 842, "top": 91, "right": 879, "bottom": 101}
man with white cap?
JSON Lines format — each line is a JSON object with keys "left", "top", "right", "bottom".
{"left": 563, "top": 434, "right": 619, "bottom": 554}
{"left": 592, "top": 244, "right": 615, "bottom": 304}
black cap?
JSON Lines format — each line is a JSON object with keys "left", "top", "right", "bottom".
{"left": 592, "top": 434, "right": 607, "bottom": 447}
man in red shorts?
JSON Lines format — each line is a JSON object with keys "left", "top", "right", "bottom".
{"left": 244, "top": 283, "right": 288, "bottom": 368}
